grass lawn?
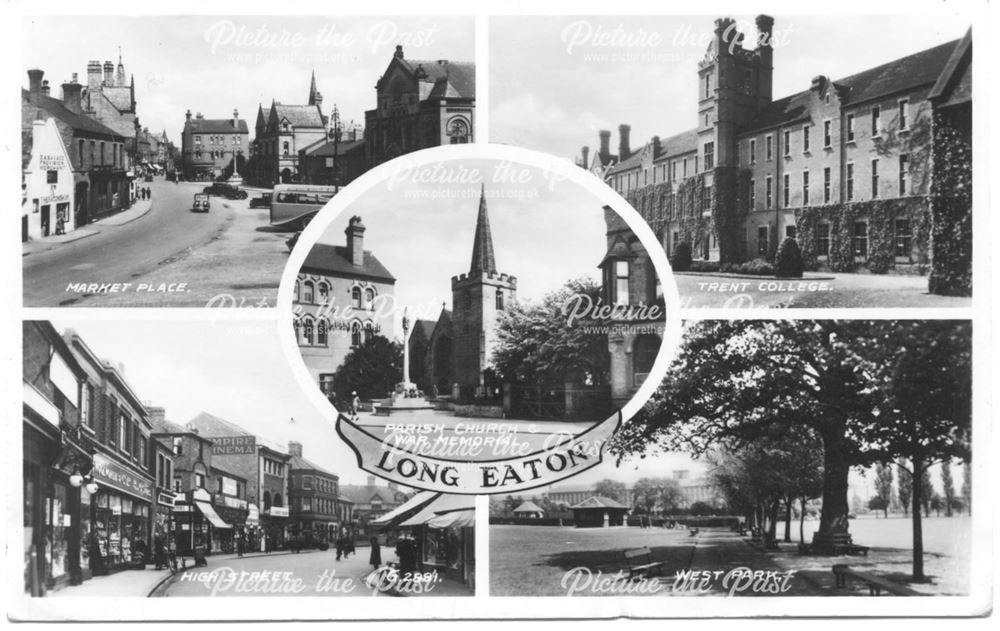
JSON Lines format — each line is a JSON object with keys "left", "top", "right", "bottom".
{"left": 490, "top": 525, "right": 696, "bottom": 597}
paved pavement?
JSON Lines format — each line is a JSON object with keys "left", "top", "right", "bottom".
{"left": 22, "top": 178, "right": 290, "bottom": 307}
{"left": 673, "top": 271, "right": 971, "bottom": 308}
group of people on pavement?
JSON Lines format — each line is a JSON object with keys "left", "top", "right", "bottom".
{"left": 137, "top": 186, "right": 152, "bottom": 201}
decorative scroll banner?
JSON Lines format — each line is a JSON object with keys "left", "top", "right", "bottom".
{"left": 336, "top": 411, "right": 622, "bottom": 495}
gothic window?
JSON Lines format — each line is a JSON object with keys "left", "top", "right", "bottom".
{"left": 318, "top": 281, "right": 329, "bottom": 302}
{"left": 317, "top": 319, "right": 328, "bottom": 346}
{"left": 495, "top": 290, "right": 504, "bottom": 310}
{"left": 365, "top": 287, "right": 375, "bottom": 309}
{"left": 303, "top": 280, "right": 315, "bottom": 303}
{"left": 352, "top": 286, "right": 362, "bottom": 308}
{"left": 302, "top": 316, "right": 315, "bottom": 345}
{"left": 364, "top": 321, "right": 374, "bottom": 343}
{"left": 351, "top": 321, "right": 362, "bottom": 347}
{"left": 283, "top": 141, "right": 290, "bottom": 156}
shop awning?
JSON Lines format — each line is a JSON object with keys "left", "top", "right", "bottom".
{"left": 426, "top": 508, "right": 475, "bottom": 529}
{"left": 246, "top": 504, "right": 260, "bottom": 526}
{"left": 195, "top": 501, "right": 232, "bottom": 529}
{"left": 399, "top": 494, "right": 475, "bottom": 528}
{"left": 370, "top": 491, "right": 438, "bottom": 527}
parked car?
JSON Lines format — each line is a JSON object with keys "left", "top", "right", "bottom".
{"left": 202, "top": 182, "right": 248, "bottom": 200}
{"left": 249, "top": 192, "right": 272, "bottom": 209}
{"left": 192, "top": 193, "right": 211, "bottom": 213}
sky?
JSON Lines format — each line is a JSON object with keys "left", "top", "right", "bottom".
{"left": 50, "top": 318, "right": 374, "bottom": 485}
{"left": 22, "top": 15, "right": 474, "bottom": 141}
{"left": 313, "top": 159, "right": 611, "bottom": 336}
{"left": 490, "top": 13, "right": 973, "bottom": 161}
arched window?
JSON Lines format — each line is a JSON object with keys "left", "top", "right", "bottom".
{"left": 351, "top": 321, "right": 362, "bottom": 347}
{"left": 292, "top": 318, "right": 301, "bottom": 344}
{"left": 318, "top": 281, "right": 329, "bottom": 303}
{"left": 263, "top": 491, "right": 272, "bottom": 510}
{"left": 303, "top": 281, "right": 314, "bottom": 303}
{"left": 294, "top": 279, "right": 301, "bottom": 302}
{"left": 273, "top": 493, "right": 283, "bottom": 507}
{"left": 282, "top": 141, "right": 290, "bottom": 156}
{"left": 365, "top": 287, "right": 375, "bottom": 309}
{"left": 632, "top": 334, "right": 661, "bottom": 385}
{"left": 495, "top": 290, "right": 504, "bottom": 310}
{"left": 364, "top": 321, "right": 374, "bottom": 343}
{"left": 302, "top": 316, "right": 315, "bottom": 345}
{"left": 317, "top": 319, "right": 328, "bottom": 346}
{"left": 447, "top": 117, "right": 470, "bottom": 144}
{"left": 351, "top": 287, "right": 362, "bottom": 308}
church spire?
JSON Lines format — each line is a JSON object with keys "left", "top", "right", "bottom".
{"left": 469, "top": 184, "right": 497, "bottom": 276}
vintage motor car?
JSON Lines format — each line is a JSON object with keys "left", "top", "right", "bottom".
{"left": 192, "top": 193, "right": 211, "bottom": 213}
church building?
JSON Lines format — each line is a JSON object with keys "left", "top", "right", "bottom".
{"left": 410, "top": 187, "right": 516, "bottom": 400}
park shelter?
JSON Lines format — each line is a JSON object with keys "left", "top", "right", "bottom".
{"left": 569, "top": 496, "right": 629, "bottom": 528}
{"left": 512, "top": 501, "right": 545, "bottom": 519}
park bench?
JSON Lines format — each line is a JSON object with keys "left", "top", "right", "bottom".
{"left": 623, "top": 547, "right": 666, "bottom": 580}
{"left": 832, "top": 564, "right": 919, "bottom": 596}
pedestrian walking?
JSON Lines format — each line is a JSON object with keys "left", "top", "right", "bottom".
{"left": 369, "top": 536, "right": 381, "bottom": 570}
{"left": 351, "top": 391, "right": 360, "bottom": 421}
{"left": 153, "top": 535, "right": 166, "bottom": 570}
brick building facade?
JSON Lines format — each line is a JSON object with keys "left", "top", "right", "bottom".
{"left": 180, "top": 109, "right": 249, "bottom": 181}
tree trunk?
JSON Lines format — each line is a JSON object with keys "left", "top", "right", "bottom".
{"left": 911, "top": 457, "right": 926, "bottom": 582}
{"left": 783, "top": 496, "right": 793, "bottom": 542}
{"left": 768, "top": 498, "right": 780, "bottom": 539}
{"left": 816, "top": 432, "right": 851, "bottom": 538}
{"left": 799, "top": 498, "right": 807, "bottom": 543}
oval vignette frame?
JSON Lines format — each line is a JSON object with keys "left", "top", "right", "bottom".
{"left": 275, "top": 143, "right": 682, "bottom": 493}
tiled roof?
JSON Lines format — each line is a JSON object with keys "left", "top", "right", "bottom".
{"left": 272, "top": 103, "right": 325, "bottom": 129}
{"left": 607, "top": 128, "right": 698, "bottom": 176}
{"left": 339, "top": 483, "right": 404, "bottom": 505}
{"left": 185, "top": 118, "right": 249, "bottom": 134}
{"left": 22, "top": 89, "right": 123, "bottom": 139}
{"left": 302, "top": 138, "right": 366, "bottom": 157}
{"left": 301, "top": 243, "right": 396, "bottom": 283}
{"left": 745, "top": 38, "right": 961, "bottom": 133}
{"left": 403, "top": 59, "right": 475, "bottom": 100}
{"left": 570, "top": 496, "right": 629, "bottom": 510}
{"left": 289, "top": 454, "right": 335, "bottom": 476}
{"left": 513, "top": 501, "right": 544, "bottom": 513}
{"left": 413, "top": 319, "right": 437, "bottom": 340}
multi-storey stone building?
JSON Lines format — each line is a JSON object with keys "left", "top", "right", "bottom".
{"left": 250, "top": 72, "right": 329, "bottom": 186}
{"left": 180, "top": 109, "right": 249, "bottom": 181}
{"left": 584, "top": 16, "right": 972, "bottom": 284}
{"left": 294, "top": 216, "right": 396, "bottom": 396}
{"left": 365, "top": 45, "right": 475, "bottom": 167}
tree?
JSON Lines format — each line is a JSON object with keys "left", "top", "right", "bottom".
{"left": 866, "top": 321, "right": 972, "bottom": 581}
{"left": 492, "top": 277, "right": 611, "bottom": 389}
{"left": 630, "top": 478, "right": 683, "bottom": 516}
{"left": 592, "top": 479, "right": 628, "bottom": 504}
{"left": 961, "top": 462, "right": 972, "bottom": 516}
{"left": 331, "top": 335, "right": 402, "bottom": 403}
{"left": 941, "top": 462, "right": 955, "bottom": 517}
{"left": 873, "top": 464, "right": 894, "bottom": 519}
{"left": 613, "top": 321, "right": 885, "bottom": 549}
{"left": 898, "top": 464, "right": 912, "bottom": 516}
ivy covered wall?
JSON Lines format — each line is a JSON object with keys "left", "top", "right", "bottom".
{"left": 794, "top": 197, "right": 931, "bottom": 273}
{"left": 928, "top": 106, "right": 973, "bottom": 296}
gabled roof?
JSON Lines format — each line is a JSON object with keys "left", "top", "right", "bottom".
{"left": 271, "top": 102, "right": 325, "bottom": 129}
{"left": 340, "top": 482, "right": 407, "bottom": 505}
{"left": 23, "top": 89, "right": 124, "bottom": 139}
{"left": 606, "top": 128, "right": 698, "bottom": 176}
{"left": 744, "top": 37, "right": 962, "bottom": 134}
{"left": 412, "top": 319, "right": 437, "bottom": 340}
{"left": 185, "top": 117, "right": 249, "bottom": 134}
{"left": 928, "top": 28, "right": 972, "bottom": 107}
{"left": 569, "top": 496, "right": 629, "bottom": 510}
{"left": 301, "top": 243, "right": 396, "bottom": 283}
{"left": 289, "top": 453, "right": 336, "bottom": 477}
{"left": 513, "top": 501, "right": 545, "bottom": 513}
{"left": 301, "top": 138, "right": 366, "bottom": 157}
{"left": 401, "top": 58, "right": 476, "bottom": 100}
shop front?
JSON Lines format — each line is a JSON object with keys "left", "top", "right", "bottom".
{"left": 261, "top": 506, "right": 290, "bottom": 551}
{"left": 153, "top": 491, "right": 175, "bottom": 554}
{"left": 212, "top": 496, "right": 248, "bottom": 554}
{"left": 88, "top": 452, "right": 154, "bottom": 573}
{"left": 245, "top": 504, "right": 261, "bottom": 552}
{"left": 23, "top": 385, "right": 94, "bottom": 594}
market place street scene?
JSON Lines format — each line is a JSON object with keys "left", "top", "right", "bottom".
{"left": 21, "top": 15, "right": 474, "bottom": 307}
{"left": 490, "top": 320, "right": 972, "bottom": 597}
{"left": 21, "top": 320, "right": 475, "bottom": 598}
{"left": 492, "top": 14, "right": 972, "bottom": 308}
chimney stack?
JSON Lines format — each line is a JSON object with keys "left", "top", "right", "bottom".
{"left": 394, "top": 45, "right": 404, "bottom": 59}
{"left": 146, "top": 406, "right": 166, "bottom": 428}
{"left": 618, "top": 124, "right": 631, "bottom": 159}
{"left": 652, "top": 135, "right": 662, "bottom": 156}
{"left": 233, "top": 108, "right": 239, "bottom": 128}
{"left": 27, "top": 69, "right": 44, "bottom": 95}
{"left": 345, "top": 216, "right": 366, "bottom": 267}
{"left": 185, "top": 109, "right": 192, "bottom": 121}
{"left": 580, "top": 146, "right": 590, "bottom": 168}
{"left": 87, "top": 60, "right": 102, "bottom": 88}
{"left": 755, "top": 15, "right": 775, "bottom": 102}
{"left": 103, "top": 60, "right": 114, "bottom": 87}
{"left": 62, "top": 80, "right": 83, "bottom": 113}
{"left": 598, "top": 130, "right": 611, "bottom": 160}
{"left": 288, "top": 441, "right": 303, "bottom": 458}
{"left": 367, "top": 475, "right": 376, "bottom": 487}
{"left": 41, "top": 80, "right": 51, "bottom": 97}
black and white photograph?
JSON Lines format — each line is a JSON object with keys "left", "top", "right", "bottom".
{"left": 490, "top": 320, "right": 973, "bottom": 598}
{"left": 20, "top": 319, "right": 475, "bottom": 606}
{"left": 491, "top": 14, "right": 973, "bottom": 308}
{"left": 4, "top": 0, "right": 994, "bottom": 623}
{"left": 284, "top": 152, "right": 676, "bottom": 494}
{"left": 20, "top": 14, "right": 474, "bottom": 307}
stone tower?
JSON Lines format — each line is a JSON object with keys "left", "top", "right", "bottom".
{"left": 450, "top": 186, "right": 517, "bottom": 397}
{"left": 696, "top": 15, "right": 775, "bottom": 262}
